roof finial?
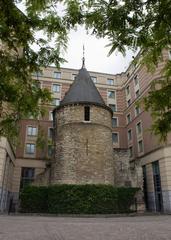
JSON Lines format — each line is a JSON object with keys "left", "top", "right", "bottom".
{"left": 82, "top": 44, "right": 85, "bottom": 68}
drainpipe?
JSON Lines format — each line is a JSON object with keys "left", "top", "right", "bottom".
{"left": 0, "top": 152, "right": 8, "bottom": 212}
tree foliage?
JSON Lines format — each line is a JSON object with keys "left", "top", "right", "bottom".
{"left": 0, "top": 0, "right": 171, "bottom": 140}
{"left": 84, "top": 0, "right": 171, "bottom": 141}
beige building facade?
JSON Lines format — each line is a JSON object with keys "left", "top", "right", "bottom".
{"left": 0, "top": 49, "right": 171, "bottom": 212}
{"left": 0, "top": 137, "right": 15, "bottom": 212}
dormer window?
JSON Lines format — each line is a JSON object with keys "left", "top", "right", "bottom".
{"left": 84, "top": 106, "right": 90, "bottom": 121}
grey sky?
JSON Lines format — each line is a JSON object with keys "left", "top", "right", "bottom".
{"left": 62, "top": 26, "right": 135, "bottom": 74}
{"left": 17, "top": 2, "right": 135, "bottom": 75}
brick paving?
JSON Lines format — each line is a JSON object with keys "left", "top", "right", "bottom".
{"left": 0, "top": 215, "right": 171, "bottom": 240}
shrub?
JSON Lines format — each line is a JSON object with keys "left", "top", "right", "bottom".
{"left": 20, "top": 186, "right": 48, "bottom": 213}
{"left": 20, "top": 184, "right": 139, "bottom": 214}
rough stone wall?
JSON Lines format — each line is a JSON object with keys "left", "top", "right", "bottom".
{"left": 113, "top": 149, "right": 132, "bottom": 186}
{"left": 113, "top": 149, "right": 143, "bottom": 188}
{"left": 55, "top": 104, "right": 112, "bottom": 129}
{"left": 33, "top": 167, "right": 51, "bottom": 186}
{"left": 52, "top": 104, "right": 114, "bottom": 185}
{"left": 113, "top": 149, "right": 144, "bottom": 211}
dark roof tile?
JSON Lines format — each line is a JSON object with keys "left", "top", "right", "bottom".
{"left": 60, "top": 67, "right": 105, "bottom": 106}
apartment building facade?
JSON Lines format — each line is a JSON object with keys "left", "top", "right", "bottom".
{"left": 0, "top": 49, "right": 171, "bottom": 212}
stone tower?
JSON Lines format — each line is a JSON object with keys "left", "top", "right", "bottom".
{"left": 52, "top": 63, "right": 114, "bottom": 185}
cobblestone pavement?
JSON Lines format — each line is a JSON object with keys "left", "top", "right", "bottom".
{"left": 0, "top": 215, "right": 171, "bottom": 240}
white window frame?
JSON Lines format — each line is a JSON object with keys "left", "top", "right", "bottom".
{"left": 112, "top": 132, "right": 119, "bottom": 144}
{"left": 134, "top": 75, "right": 139, "bottom": 86}
{"left": 49, "top": 111, "right": 53, "bottom": 121}
{"left": 126, "top": 113, "right": 131, "bottom": 124}
{"left": 52, "top": 84, "right": 60, "bottom": 93}
{"left": 52, "top": 98, "right": 60, "bottom": 106}
{"left": 108, "top": 90, "right": 116, "bottom": 99}
{"left": 138, "top": 139, "right": 144, "bottom": 153}
{"left": 135, "top": 105, "right": 141, "bottom": 117}
{"left": 54, "top": 71, "right": 61, "bottom": 79}
{"left": 127, "top": 129, "right": 132, "bottom": 141}
{"left": 26, "top": 143, "right": 36, "bottom": 154}
{"left": 33, "top": 71, "right": 43, "bottom": 77}
{"left": 27, "top": 126, "right": 37, "bottom": 136}
{"left": 168, "top": 50, "right": 171, "bottom": 60}
{"left": 126, "top": 85, "right": 130, "bottom": 95}
{"left": 107, "top": 79, "right": 114, "bottom": 85}
{"left": 109, "top": 104, "right": 117, "bottom": 112}
{"left": 136, "top": 121, "right": 142, "bottom": 135}
{"left": 48, "top": 127, "right": 53, "bottom": 138}
{"left": 112, "top": 117, "right": 118, "bottom": 127}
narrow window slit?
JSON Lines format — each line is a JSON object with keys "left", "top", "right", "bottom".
{"left": 84, "top": 106, "right": 90, "bottom": 121}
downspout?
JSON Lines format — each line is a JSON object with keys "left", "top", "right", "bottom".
{"left": 0, "top": 152, "right": 8, "bottom": 211}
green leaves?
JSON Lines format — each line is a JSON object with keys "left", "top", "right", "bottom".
{"left": 1, "top": 0, "right": 171, "bottom": 141}
{"left": 84, "top": 0, "right": 171, "bottom": 140}
{"left": 144, "top": 74, "right": 171, "bottom": 142}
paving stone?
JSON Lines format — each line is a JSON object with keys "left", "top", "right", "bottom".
{"left": 0, "top": 215, "right": 171, "bottom": 240}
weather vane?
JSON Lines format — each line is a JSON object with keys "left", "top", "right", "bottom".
{"left": 82, "top": 44, "right": 85, "bottom": 68}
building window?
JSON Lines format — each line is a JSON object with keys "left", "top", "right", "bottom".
{"left": 112, "top": 133, "right": 119, "bottom": 143}
{"left": 168, "top": 50, "right": 171, "bottom": 60}
{"left": 136, "top": 122, "right": 142, "bottom": 135}
{"left": 52, "top": 98, "right": 60, "bottom": 106}
{"left": 135, "top": 105, "right": 141, "bottom": 116}
{"left": 127, "top": 99, "right": 131, "bottom": 107}
{"left": 127, "top": 72, "right": 130, "bottom": 78}
{"left": 126, "top": 85, "right": 130, "bottom": 95}
{"left": 84, "top": 106, "right": 90, "bottom": 121}
{"left": 91, "top": 76, "right": 97, "bottom": 83}
{"left": 54, "top": 72, "right": 61, "bottom": 79}
{"left": 27, "top": 126, "right": 37, "bottom": 136}
{"left": 138, "top": 140, "right": 143, "bottom": 153}
{"left": 112, "top": 118, "right": 118, "bottom": 127}
{"left": 26, "top": 143, "right": 35, "bottom": 154}
{"left": 128, "top": 129, "right": 132, "bottom": 141}
{"left": 142, "top": 165, "right": 149, "bottom": 210}
{"left": 126, "top": 113, "right": 131, "bottom": 124}
{"left": 107, "top": 79, "right": 114, "bottom": 85}
{"left": 108, "top": 90, "right": 115, "bottom": 99}
{"left": 38, "top": 81, "right": 42, "bottom": 89}
{"left": 48, "top": 145, "right": 53, "bottom": 157}
{"left": 152, "top": 161, "right": 163, "bottom": 211}
{"left": 33, "top": 71, "right": 43, "bottom": 77}
{"left": 134, "top": 75, "right": 139, "bottom": 85}
{"left": 48, "top": 128, "right": 53, "bottom": 138}
{"left": 52, "top": 84, "right": 60, "bottom": 93}
{"left": 135, "top": 89, "right": 140, "bottom": 98}
{"left": 20, "top": 167, "right": 35, "bottom": 190}
{"left": 49, "top": 111, "right": 53, "bottom": 121}
{"left": 129, "top": 146, "right": 133, "bottom": 158}
{"left": 72, "top": 74, "right": 77, "bottom": 80}
{"left": 109, "top": 104, "right": 116, "bottom": 112}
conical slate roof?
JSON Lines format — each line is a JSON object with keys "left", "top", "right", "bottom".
{"left": 60, "top": 67, "right": 106, "bottom": 107}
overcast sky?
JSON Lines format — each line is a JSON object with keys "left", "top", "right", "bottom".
{"left": 62, "top": 26, "right": 135, "bottom": 74}
{"left": 17, "top": 2, "right": 135, "bottom": 75}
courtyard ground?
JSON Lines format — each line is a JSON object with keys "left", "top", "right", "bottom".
{"left": 0, "top": 215, "right": 171, "bottom": 240}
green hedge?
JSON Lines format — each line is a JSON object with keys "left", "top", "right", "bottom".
{"left": 20, "top": 184, "right": 139, "bottom": 214}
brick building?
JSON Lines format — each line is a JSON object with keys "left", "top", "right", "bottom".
{"left": 0, "top": 49, "right": 171, "bottom": 212}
